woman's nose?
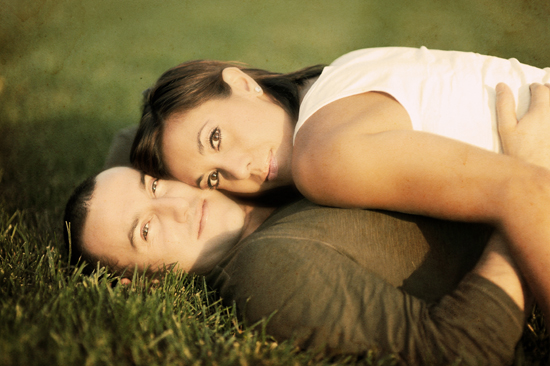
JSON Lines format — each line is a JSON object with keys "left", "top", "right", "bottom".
{"left": 154, "top": 197, "right": 190, "bottom": 223}
{"left": 222, "top": 152, "right": 251, "bottom": 180}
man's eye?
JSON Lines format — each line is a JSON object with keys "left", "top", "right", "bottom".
{"left": 143, "top": 223, "right": 149, "bottom": 241}
{"left": 152, "top": 179, "right": 158, "bottom": 194}
{"left": 210, "top": 128, "right": 221, "bottom": 150}
{"left": 208, "top": 171, "right": 219, "bottom": 189}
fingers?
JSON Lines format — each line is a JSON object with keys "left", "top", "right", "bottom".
{"left": 118, "top": 277, "right": 159, "bottom": 285}
{"left": 496, "top": 82, "right": 517, "bottom": 134}
{"left": 120, "top": 278, "right": 132, "bottom": 285}
{"left": 527, "top": 83, "right": 550, "bottom": 116}
{"left": 496, "top": 82, "right": 550, "bottom": 164}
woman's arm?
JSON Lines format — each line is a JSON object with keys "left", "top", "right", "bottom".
{"left": 293, "top": 91, "right": 546, "bottom": 219}
{"left": 293, "top": 87, "right": 550, "bottom": 324}
{"left": 493, "top": 82, "right": 550, "bottom": 324}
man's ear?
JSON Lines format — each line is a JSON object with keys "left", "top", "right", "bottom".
{"left": 221, "top": 67, "right": 260, "bottom": 96}
{"left": 120, "top": 278, "right": 132, "bottom": 285}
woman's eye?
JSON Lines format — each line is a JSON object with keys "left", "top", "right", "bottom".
{"left": 151, "top": 179, "right": 158, "bottom": 194}
{"left": 209, "top": 128, "right": 221, "bottom": 150}
{"left": 208, "top": 171, "right": 220, "bottom": 189}
{"left": 142, "top": 223, "right": 149, "bottom": 241}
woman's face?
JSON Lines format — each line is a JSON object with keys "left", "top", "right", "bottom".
{"left": 161, "top": 68, "right": 295, "bottom": 194}
{"left": 83, "top": 167, "right": 248, "bottom": 274}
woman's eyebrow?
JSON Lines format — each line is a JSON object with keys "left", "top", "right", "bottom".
{"left": 197, "top": 120, "right": 209, "bottom": 156}
{"left": 140, "top": 171, "right": 146, "bottom": 188}
{"left": 196, "top": 175, "right": 204, "bottom": 188}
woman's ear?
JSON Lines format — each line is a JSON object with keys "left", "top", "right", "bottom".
{"left": 120, "top": 277, "right": 132, "bottom": 285}
{"left": 221, "top": 67, "right": 260, "bottom": 96}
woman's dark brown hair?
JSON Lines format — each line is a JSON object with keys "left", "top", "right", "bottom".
{"left": 130, "top": 60, "right": 324, "bottom": 179}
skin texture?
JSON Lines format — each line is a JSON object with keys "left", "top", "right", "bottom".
{"left": 83, "top": 167, "right": 272, "bottom": 275}
{"left": 162, "top": 68, "right": 295, "bottom": 194}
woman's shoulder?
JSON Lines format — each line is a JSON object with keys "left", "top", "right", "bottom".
{"left": 329, "top": 46, "right": 428, "bottom": 67}
{"left": 328, "top": 46, "right": 492, "bottom": 68}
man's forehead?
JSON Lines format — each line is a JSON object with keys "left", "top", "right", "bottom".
{"left": 85, "top": 168, "right": 142, "bottom": 250}
{"left": 97, "top": 167, "right": 140, "bottom": 186}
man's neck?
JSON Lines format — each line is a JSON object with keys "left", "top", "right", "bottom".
{"left": 239, "top": 205, "right": 277, "bottom": 242}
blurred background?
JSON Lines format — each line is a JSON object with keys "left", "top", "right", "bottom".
{"left": 0, "top": 0, "right": 549, "bottom": 225}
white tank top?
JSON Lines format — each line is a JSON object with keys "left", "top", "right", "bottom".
{"left": 295, "top": 47, "right": 550, "bottom": 153}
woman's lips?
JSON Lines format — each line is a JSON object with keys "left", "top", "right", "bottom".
{"left": 198, "top": 199, "right": 208, "bottom": 239}
{"left": 266, "top": 152, "right": 278, "bottom": 182}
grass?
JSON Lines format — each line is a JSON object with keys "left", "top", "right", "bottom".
{"left": 1, "top": 0, "right": 550, "bottom": 364}
{"left": 0, "top": 207, "right": 387, "bottom": 366}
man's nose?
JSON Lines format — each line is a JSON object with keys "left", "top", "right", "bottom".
{"left": 154, "top": 197, "right": 190, "bottom": 223}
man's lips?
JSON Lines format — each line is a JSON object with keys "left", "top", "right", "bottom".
{"left": 198, "top": 199, "right": 208, "bottom": 239}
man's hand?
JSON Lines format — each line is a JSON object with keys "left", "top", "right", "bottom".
{"left": 496, "top": 82, "right": 550, "bottom": 168}
{"left": 473, "top": 231, "right": 527, "bottom": 311}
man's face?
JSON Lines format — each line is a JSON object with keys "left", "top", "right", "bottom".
{"left": 83, "top": 167, "right": 247, "bottom": 274}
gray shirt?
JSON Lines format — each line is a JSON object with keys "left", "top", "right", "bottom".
{"left": 207, "top": 199, "right": 523, "bottom": 365}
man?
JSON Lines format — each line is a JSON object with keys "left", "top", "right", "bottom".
{"left": 64, "top": 84, "right": 550, "bottom": 364}
{"left": 64, "top": 164, "right": 526, "bottom": 365}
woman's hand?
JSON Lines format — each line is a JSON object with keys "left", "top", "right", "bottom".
{"left": 494, "top": 82, "right": 550, "bottom": 322}
{"left": 496, "top": 82, "right": 550, "bottom": 168}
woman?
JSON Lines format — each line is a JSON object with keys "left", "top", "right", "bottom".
{"left": 130, "top": 47, "right": 550, "bottom": 323}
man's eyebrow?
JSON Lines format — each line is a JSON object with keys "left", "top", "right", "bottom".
{"left": 128, "top": 172, "right": 147, "bottom": 249}
{"left": 128, "top": 217, "right": 138, "bottom": 249}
